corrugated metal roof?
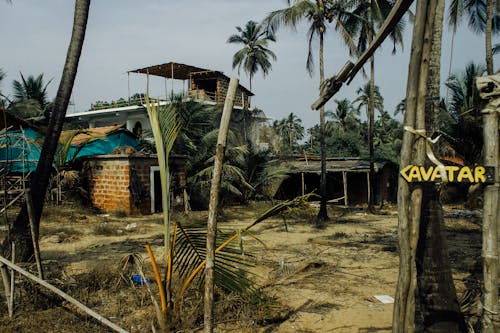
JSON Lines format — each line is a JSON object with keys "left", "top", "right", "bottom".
{"left": 283, "top": 159, "right": 386, "bottom": 173}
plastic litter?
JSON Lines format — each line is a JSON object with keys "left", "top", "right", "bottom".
{"left": 131, "top": 274, "right": 151, "bottom": 285}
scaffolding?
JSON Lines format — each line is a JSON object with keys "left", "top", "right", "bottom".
{"left": 0, "top": 127, "right": 35, "bottom": 220}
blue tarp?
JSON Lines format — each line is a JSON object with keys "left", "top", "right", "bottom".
{"left": 1, "top": 129, "right": 139, "bottom": 173}
{"left": 66, "top": 131, "right": 139, "bottom": 162}
{"left": 0, "top": 128, "right": 42, "bottom": 173}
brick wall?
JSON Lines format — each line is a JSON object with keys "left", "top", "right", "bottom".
{"left": 82, "top": 155, "right": 186, "bottom": 215}
{"left": 217, "top": 77, "right": 250, "bottom": 109}
{"left": 84, "top": 157, "right": 134, "bottom": 214}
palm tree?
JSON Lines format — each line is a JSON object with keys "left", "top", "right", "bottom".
{"left": 12, "top": 73, "right": 52, "bottom": 109}
{"left": 330, "top": 98, "right": 358, "bottom": 133}
{"left": 448, "top": 0, "right": 500, "bottom": 74}
{"left": 227, "top": 20, "right": 277, "bottom": 93}
{"left": 353, "top": 82, "right": 384, "bottom": 118}
{"left": 272, "top": 113, "right": 304, "bottom": 154}
{"left": 3, "top": 0, "right": 91, "bottom": 262}
{"left": 264, "top": 0, "right": 354, "bottom": 223}
{"left": 341, "top": 0, "right": 405, "bottom": 211}
{"left": 0, "top": 68, "right": 6, "bottom": 108}
{"left": 444, "top": 62, "right": 485, "bottom": 163}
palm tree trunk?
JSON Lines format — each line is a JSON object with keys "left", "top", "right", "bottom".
{"left": 418, "top": 4, "right": 465, "bottom": 332}
{"left": 394, "top": 0, "right": 467, "bottom": 331}
{"left": 317, "top": 28, "right": 329, "bottom": 224}
{"left": 416, "top": 184, "right": 467, "bottom": 332}
{"left": 485, "top": 0, "right": 494, "bottom": 75}
{"left": 2, "top": 0, "right": 91, "bottom": 261}
{"left": 368, "top": 56, "right": 375, "bottom": 212}
{"left": 393, "top": 0, "right": 432, "bottom": 330}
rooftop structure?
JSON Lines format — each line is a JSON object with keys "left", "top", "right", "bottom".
{"left": 66, "top": 62, "right": 255, "bottom": 137}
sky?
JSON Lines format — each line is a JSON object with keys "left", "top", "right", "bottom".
{"left": 0, "top": 0, "right": 498, "bottom": 130}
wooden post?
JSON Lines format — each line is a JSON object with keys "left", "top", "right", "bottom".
{"left": 9, "top": 242, "right": 14, "bottom": 318}
{"left": 0, "top": 256, "right": 129, "bottom": 333}
{"left": 204, "top": 77, "right": 238, "bottom": 333}
{"left": 301, "top": 172, "right": 305, "bottom": 196}
{"left": 26, "top": 188, "right": 44, "bottom": 279}
{"left": 343, "top": 171, "right": 348, "bottom": 206}
{"left": 0, "top": 262, "right": 11, "bottom": 317}
{"left": 476, "top": 75, "right": 500, "bottom": 332}
{"left": 366, "top": 172, "right": 371, "bottom": 207}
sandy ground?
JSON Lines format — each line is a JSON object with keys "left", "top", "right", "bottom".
{"left": 0, "top": 202, "right": 481, "bottom": 332}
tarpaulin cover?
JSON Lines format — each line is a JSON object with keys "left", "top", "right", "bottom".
{"left": 0, "top": 128, "right": 42, "bottom": 173}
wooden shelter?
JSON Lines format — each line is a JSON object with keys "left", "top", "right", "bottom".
{"left": 275, "top": 157, "right": 397, "bottom": 206}
{"left": 128, "top": 62, "right": 253, "bottom": 109}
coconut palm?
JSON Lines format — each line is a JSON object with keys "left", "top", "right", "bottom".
{"left": 264, "top": 0, "right": 355, "bottom": 223}
{"left": 330, "top": 98, "right": 359, "bottom": 133}
{"left": 353, "top": 82, "right": 384, "bottom": 117}
{"left": 448, "top": 0, "right": 500, "bottom": 74}
{"left": 444, "top": 62, "right": 485, "bottom": 163}
{"left": 227, "top": 20, "right": 277, "bottom": 93}
{"left": 0, "top": 69, "right": 8, "bottom": 108}
{"left": 4, "top": 0, "right": 91, "bottom": 262}
{"left": 341, "top": 0, "right": 405, "bottom": 211}
{"left": 272, "top": 113, "right": 305, "bottom": 154}
{"left": 12, "top": 73, "right": 52, "bottom": 109}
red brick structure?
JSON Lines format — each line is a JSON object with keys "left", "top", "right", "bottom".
{"left": 82, "top": 154, "right": 186, "bottom": 215}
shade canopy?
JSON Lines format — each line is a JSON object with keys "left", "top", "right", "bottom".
{"left": 128, "top": 61, "right": 253, "bottom": 95}
{"left": 128, "top": 62, "right": 218, "bottom": 80}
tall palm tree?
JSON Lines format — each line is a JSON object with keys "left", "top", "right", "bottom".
{"left": 3, "top": 0, "right": 91, "bottom": 261}
{"left": 329, "top": 98, "right": 358, "bottom": 133}
{"left": 12, "top": 73, "right": 52, "bottom": 109}
{"left": 265, "top": 0, "right": 355, "bottom": 223}
{"left": 444, "top": 62, "right": 485, "bottom": 163}
{"left": 227, "top": 20, "right": 277, "bottom": 93}
{"left": 448, "top": 0, "right": 500, "bottom": 74}
{"left": 0, "top": 68, "right": 6, "bottom": 108}
{"left": 342, "top": 0, "right": 405, "bottom": 211}
{"left": 272, "top": 113, "right": 305, "bottom": 154}
{"left": 353, "top": 82, "right": 384, "bottom": 118}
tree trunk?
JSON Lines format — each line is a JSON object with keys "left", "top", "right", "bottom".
{"left": 416, "top": 0, "right": 467, "bottom": 331}
{"left": 394, "top": 0, "right": 467, "bottom": 331}
{"left": 393, "top": 0, "right": 433, "bottom": 331}
{"left": 2, "top": 0, "right": 91, "bottom": 262}
{"left": 416, "top": 186, "right": 467, "bottom": 332}
{"left": 317, "top": 26, "right": 329, "bottom": 224}
{"left": 368, "top": 56, "right": 375, "bottom": 212}
{"left": 485, "top": 0, "right": 494, "bottom": 75}
{"left": 476, "top": 75, "right": 500, "bottom": 333}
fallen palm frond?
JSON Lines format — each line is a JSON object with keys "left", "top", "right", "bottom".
{"left": 174, "top": 224, "right": 257, "bottom": 303}
{"left": 176, "top": 193, "right": 317, "bottom": 307}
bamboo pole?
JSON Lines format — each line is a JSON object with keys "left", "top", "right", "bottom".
{"left": 0, "top": 262, "right": 11, "bottom": 317}
{"left": 26, "top": 188, "right": 44, "bottom": 279}
{"left": 9, "top": 242, "right": 14, "bottom": 318}
{"left": 477, "top": 76, "right": 500, "bottom": 332}
{"left": 0, "top": 256, "right": 129, "bottom": 333}
{"left": 204, "top": 77, "right": 238, "bottom": 333}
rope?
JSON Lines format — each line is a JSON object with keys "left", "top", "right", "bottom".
{"left": 404, "top": 126, "right": 448, "bottom": 182}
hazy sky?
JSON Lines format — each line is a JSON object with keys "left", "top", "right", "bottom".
{"left": 1, "top": 0, "right": 497, "bottom": 129}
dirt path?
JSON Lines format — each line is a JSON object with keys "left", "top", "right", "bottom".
{"left": 0, "top": 204, "right": 481, "bottom": 332}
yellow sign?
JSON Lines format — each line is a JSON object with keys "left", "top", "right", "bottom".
{"left": 400, "top": 165, "right": 495, "bottom": 183}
